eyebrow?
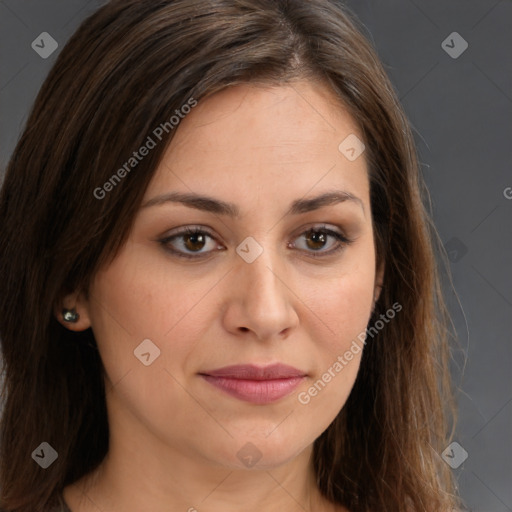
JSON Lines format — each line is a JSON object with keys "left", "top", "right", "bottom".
{"left": 140, "top": 190, "right": 365, "bottom": 217}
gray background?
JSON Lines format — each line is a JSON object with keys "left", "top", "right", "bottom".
{"left": 1, "top": 1, "right": 511, "bottom": 511}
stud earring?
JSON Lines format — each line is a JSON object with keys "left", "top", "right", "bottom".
{"left": 62, "top": 308, "right": 80, "bottom": 323}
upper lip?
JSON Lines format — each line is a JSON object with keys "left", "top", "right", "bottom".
{"left": 200, "top": 364, "right": 306, "bottom": 380}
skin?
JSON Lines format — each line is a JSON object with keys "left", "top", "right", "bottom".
{"left": 57, "top": 80, "right": 383, "bottom": 512}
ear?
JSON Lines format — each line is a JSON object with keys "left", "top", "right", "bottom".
{"left": 54, "top": 290, "right": 92, "bottom": 332}
{"left": 372, "top": 259, "right": 385, "bottom": 310}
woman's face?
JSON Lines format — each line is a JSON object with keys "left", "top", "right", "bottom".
{"left": 68, "top": 81, "right": 382, "bottom": 470}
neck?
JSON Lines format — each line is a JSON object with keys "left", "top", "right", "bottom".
{"left": 65, "top": 453, "right": 335, "bottom": 512}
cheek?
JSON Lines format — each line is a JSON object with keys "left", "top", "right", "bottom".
{"left": 296, "top": 265, "right": 375, "bottom": 420}
{"left": 88, "top": 240, "right": 182, "bottom": 340}
{"left": 86, "top": 259, "right": 204, "bottom": 437}
{"left": 311, "top": 266, "right": 375, "bottom": 348}
{"left": 87, "top": 248, "right": 218, "bottom": 388}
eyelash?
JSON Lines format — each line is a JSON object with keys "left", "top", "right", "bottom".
{"left": 158, "top": 225, "right": 354, "bottom": 260}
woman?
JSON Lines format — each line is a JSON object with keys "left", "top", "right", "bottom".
{"left": 0, "top": 0, "right": 461, "bottom": 511}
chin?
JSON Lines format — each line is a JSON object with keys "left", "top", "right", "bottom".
{"left": 205, "top": 434, "right": 312, "bottom": 471}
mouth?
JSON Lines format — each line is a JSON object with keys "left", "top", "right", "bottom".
{"left": 198, "top": 363, "right": 307, "bottom": 404}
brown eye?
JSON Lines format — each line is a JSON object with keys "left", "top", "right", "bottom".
{"left": 304, "top": 229, "right": 329, "bottom": 250}
{"left": 182, "top": 232, "right": 207, "bottom": 252}
{"left": 291, "top": 226, "right": 352, "bottom": 258}
{"left": 159, "top": 227, "right": 220, "bottom": 259}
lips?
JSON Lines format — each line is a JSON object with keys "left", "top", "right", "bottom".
{"left": 199, "top": 364, "right": 306, "bottom": 404}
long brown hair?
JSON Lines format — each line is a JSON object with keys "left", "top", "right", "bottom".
{"left": 0, "top": 1, "right": 460, "bottom": 510}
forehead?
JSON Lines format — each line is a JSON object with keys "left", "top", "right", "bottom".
{"left": 144, "top": 81, "right": 369, "bottom": 210}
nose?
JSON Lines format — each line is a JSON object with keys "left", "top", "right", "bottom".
{"left": 221, "top": 243, "right": 299, "bottom": 342}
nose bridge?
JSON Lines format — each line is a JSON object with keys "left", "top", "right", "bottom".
{"left": 237, "top": 238, "right": 285, "bottom": 302}
{"left": 230, "top": 235, "right": 296, "bottom": 336}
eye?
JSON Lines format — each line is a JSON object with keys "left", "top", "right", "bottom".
{"left": 290, "top": 225, "right": 353, "bottom": 258}
{"left": 159, "top": 226, "right": 221, "bottom": 259}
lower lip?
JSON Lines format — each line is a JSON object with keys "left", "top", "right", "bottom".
{"left": 200, "top": 375, "right": 304, "bottom": 404}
